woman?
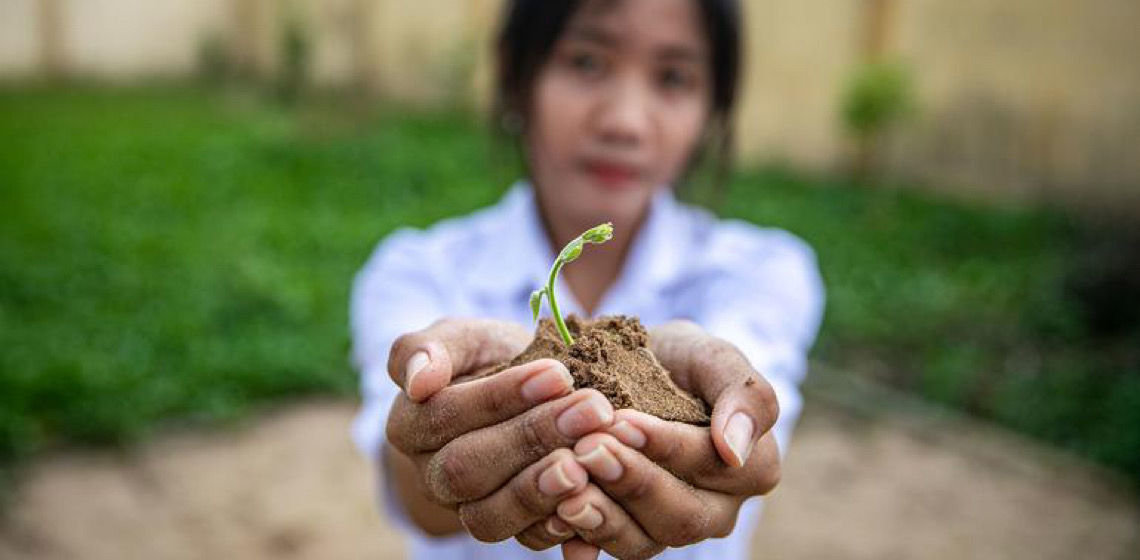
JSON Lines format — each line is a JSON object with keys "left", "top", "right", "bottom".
{"left": 351, "top": 0, "right": 825, "bottom": 558}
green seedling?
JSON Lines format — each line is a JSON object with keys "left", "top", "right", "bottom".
{"left": 530, "top": 222, "right": 614, "bottom": 346}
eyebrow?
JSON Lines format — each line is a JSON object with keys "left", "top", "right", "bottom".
{"left": 656, "top": 45, "right": 705, "bottom": 63}
{"left": 564, "top": 24, "right": 618, "bottom": 47}
{"left": 564, "top": 24, "right": 707, "bottom": 62}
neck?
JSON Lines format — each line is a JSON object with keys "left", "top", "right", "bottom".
{"left": 534, "top": 194, "right": 651, "bottom": 317}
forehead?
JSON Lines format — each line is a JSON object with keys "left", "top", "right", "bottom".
{"left": 565, "top": 0, "right": 708, "bottom": 54}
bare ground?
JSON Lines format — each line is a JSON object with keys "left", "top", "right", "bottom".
{"left": 1, "top": 393, "right": 1136, "bottom": 560}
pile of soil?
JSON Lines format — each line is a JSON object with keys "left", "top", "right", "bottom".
{"left": 501, "top": 315, "right": 709, "bottom": 425}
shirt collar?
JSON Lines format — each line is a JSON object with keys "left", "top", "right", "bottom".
{"left": 601, "top": 185, "right": 687, "bottom": 310}
{"left": 468, "top": 182, "right": 553, "bottom": 299}
{"left": 468, "top": 182, "right": 689, "bottom": 307}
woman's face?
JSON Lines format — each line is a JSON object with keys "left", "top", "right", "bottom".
{"left": 526, "top": 0, "right": 712, "bottom": 226}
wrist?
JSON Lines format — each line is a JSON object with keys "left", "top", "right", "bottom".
{"left": 383, "top": 442, "right": 464, "bottom": 538}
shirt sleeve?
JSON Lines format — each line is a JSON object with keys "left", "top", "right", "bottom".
{"left": 349, "top": 227, "right": 450, "bottom": 534}
{"left": 692, "top": 223, "right": 826, "bottom": 456}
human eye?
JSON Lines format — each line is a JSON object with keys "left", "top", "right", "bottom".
{"left": 564, "top": 48, "right": 607, "bottom": 79}
{"left": 657, "top": 65, "right": 697, "bottom": 93}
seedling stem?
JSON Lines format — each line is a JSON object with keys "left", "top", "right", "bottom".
{"left": 530, "top": 222, "right": 614, "bottom": 345}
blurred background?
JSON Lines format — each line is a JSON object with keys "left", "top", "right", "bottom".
{"left": 0, "top": 0, "right": 1138, "bottom": 558}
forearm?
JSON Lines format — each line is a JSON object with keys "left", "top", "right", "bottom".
{"left": 383, "top": 442, "right": 464, "bottom": 537}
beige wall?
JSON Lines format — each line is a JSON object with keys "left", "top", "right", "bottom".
{"left": 736, "top": 0, "right": 864, "bottom": 170}
{"left": 886, "top": 0, "right": 1140, "bottom": 205}
{"left": 0, "top": 0, "right": 39, "bottom": 76}
{"left": 0, "top": 0, "right": 231, "bottom": 78}
{"left": 2, "top": 0, "right": 1138, "bottom": 206}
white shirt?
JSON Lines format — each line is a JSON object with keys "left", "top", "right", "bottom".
{"left": 350, "top": 183, "right": 825, "bottom": 560}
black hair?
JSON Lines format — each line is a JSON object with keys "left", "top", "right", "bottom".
{"left": 493, "top": 0, "right": 742, "bottom": 207}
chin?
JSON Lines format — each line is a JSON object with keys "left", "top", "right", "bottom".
{"left": 534, "top": 173, "right": 657, "bottom": 227}
{"left": 574, "top": 180, "right": 655, "bottom": 223}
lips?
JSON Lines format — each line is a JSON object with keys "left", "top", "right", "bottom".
{"left": 581, "top": 158, "right": 641, "bottom": 188}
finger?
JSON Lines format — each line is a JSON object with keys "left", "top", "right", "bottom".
{"left": 605, "top": 409, "right": 782, "bottom": 496}
{"left": 556, "top": 484, "right": 663, "bottom": 560}
{"left": 388, "top": 318, "right": 531, "bottom": 402}
{"left": 649, "top": 321, "right": 779, "bottom": 467}
{"left": 711, "top": 376, "right": 779, "bottom": 469}
{"left": 560, "top": 538, "right": 601, "bottom": 560}
{"left": 387, "top": 359, "right": 573, "bottom": 454}
{"left": 457, "top": 449, "right": 587, "bottom": 543}
{"left": 516, "top": 516, "right": 576, "bottom": 551}
{"left": 572, "top": 434, "right": 743, "bottom": 547}
{"left": 424, "top": 389, "right": 614, "bottom": 504}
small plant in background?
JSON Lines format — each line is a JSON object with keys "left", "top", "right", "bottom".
{"left": 840, "top": 60, "right": 916, "bottom": 181}
{"left": 277, "top": 12, "right": 311, "bottom": 105}
{"left": 196, "top": 31, "right": 234, "bottom": 86}
{"left": 530, "top": 222, "right": 614, "bottom": 345}
{"left": 438, "top": 38, "right": 479, "bottom": 111}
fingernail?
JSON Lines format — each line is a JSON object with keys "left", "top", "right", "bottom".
{"left": 546, "top": 516, "right": 574, "bottom": 537}
{"left": 520, "top": 363, "right": 574, "bottom": 403}
{"left": 559, "top": 502, "right": 603, "bottom": 531}
{"left": 556, "top": 393, "right": 614, "bottom": 438}
{"left": 538, "top": 460, "right": 579, "bottom": 496}
{"left": 576, "top": 444, "right": 622, "bottom": 482}
{"left": 609, "top": 421, "right": 647, "bottom": 449}
{"left": 405, "top": 351, "right": 430, "bottom": 392}
{"left": 725, "top": 412, "right": 755, "bottom": 467}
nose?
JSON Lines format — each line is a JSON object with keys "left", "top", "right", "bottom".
{"left": 593, "top": 75, "right": 651, "bottom": 148}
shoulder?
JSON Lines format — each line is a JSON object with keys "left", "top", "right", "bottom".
{"left": 675, "top": 203, "right": 821, "bottom": 280}
{"left": 360, "top": 203, "right": 503, "bottom": 279}
{"left": 669, "top": 203, "right": 826, "bottom": 347}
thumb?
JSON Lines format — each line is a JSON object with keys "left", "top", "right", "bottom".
{"left": 394, "top": 340, "right": 455, "bottom": 403}
{"left": 710, "top": 377, "right": 779, "bottom": 468}
{"left": 387, "top": 318, "right": 531, "bottom": 402}
{"left": 649, "top": 321, "right": 779, "bottom": 468}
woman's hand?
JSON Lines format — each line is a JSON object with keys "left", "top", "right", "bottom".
{"left": 528, "top": 320, "right": 783, "bottom": 560}
{"left": 383, "top": 318, "right": 618, "bottom": 541}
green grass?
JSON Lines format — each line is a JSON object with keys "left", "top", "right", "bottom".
{"left": 722, "top": 170, "right": 1140, "bottom": 483}
{"left": 0, "top": 86, "right": 504, "bottom": 462}
{"left": 1, "top": 86, "right": 1136, "bottom": 486}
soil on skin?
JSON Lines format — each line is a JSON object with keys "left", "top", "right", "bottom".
{"left": 501, "top": 315, "right": 710, "bottom": 424}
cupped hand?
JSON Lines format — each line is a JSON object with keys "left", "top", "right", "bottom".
{"left": 530, "top": 320, "right": 783, "bottom": 560}
{"left": 383, "top": 318, "right": 617, "bottom": 543}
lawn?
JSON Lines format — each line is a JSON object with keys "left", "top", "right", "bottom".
{"left": 1, "top": 86, "right": 1136, "bottom": 486}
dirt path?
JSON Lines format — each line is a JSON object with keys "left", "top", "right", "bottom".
{"left": 1, "top": 395, "right": 1136, "bottom": 559}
